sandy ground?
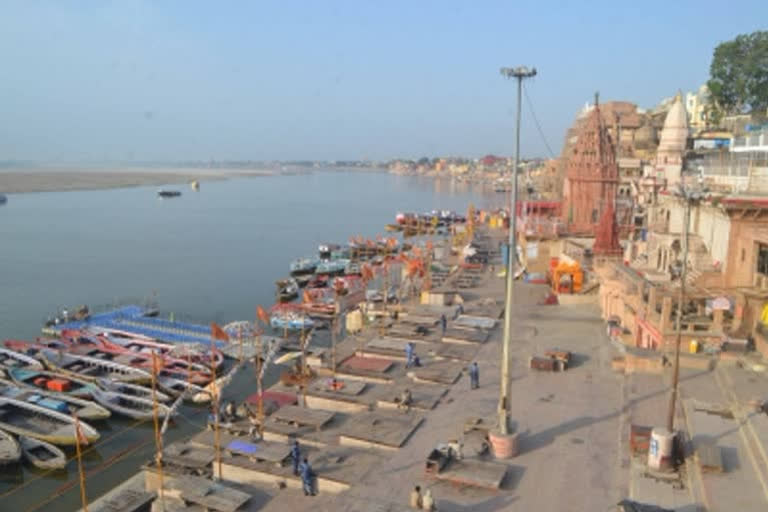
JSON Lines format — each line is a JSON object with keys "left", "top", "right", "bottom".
{"left": 0, "top": 167, "right": 277, "bottom": 194}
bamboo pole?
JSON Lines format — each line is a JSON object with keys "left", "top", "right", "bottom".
{"left": 209, "top": 337, "right": 222, "bottom": 480}
{"left": 73, "top": 414, "right": 88, "bottom": 512}
{"left": 150, "top": 352, "right": 165, "bottom": 510}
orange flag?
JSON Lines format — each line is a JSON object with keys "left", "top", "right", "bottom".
{"left": 210, "top": 322, "right": 230, "bottom": 342}
{"left": 257, "top": 305, "right": 270, "bottom": 325}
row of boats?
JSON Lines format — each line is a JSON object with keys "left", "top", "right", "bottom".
{"left": 0, "top": 327, "right": 231, "bottom": 469}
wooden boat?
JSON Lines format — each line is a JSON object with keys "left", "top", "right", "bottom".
{"left": 0, "top": 378, "right": 110, "bottom": 421}
{"left": 157, "top": 189, "right": 181, "bottom": 198}
{"left": 96, "top": 378, "right": 171, "bottom": 403}
{"left": 0, "top": 397, "right": 100, "bottom": 445}
{"left": 156, "top": 375, "right": 209, "bottom": 402}
{"left": 91, "top": 388, "right": 174, "bottom": 420}
{"left": 0, "top": 347, "right": 44, "bottom": 370}
{"left": 290, "top": 257, "right": 319, "bottom": 275}
{"left": 39, "top": 348, "right": 152, "bottom": 385}
{"left": 7, "top": 368, "right": 96, "bottom": 399}
{"left": 316, "top": 259, "right": 348, "bottom": 275}
{"left": 19, "top": 436, "right": 66, "bottom": 470}
{"left": 270, "top": 312, "right": 315, "bottom": 331}
{"left": 294, "top": 274, "right": 312, "bottom": 288}
{"left": 276, "top": 278, "right": 299, "bottom": 302}
{"left": 0, "top": 428, "right": 21, "bottom": 465}
{"left": 89, "top": 329, "right": 223, "bottom": 369}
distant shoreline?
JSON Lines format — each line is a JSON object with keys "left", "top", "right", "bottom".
{"left": 0, "top": 166, "right": 386, "bottom": 195}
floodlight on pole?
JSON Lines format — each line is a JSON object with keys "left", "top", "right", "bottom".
{"left": 496, "top": 65, "right": 536, "bottom": 440}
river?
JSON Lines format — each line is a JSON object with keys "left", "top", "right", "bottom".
{"left": 0, "top": 170, "right": 497, "bottom": 510}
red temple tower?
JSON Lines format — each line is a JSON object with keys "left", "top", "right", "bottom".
{"left": 564, "top": 93, "right": 622, "bottom": 255}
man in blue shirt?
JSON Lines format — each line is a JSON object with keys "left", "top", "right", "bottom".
{"left": 469, "top": 362, "right": 479, "bottom": 390}
{"left": 299, "top": 457, "right": 315, "bottom": 496}
{"left": 405, "top": 342, "right": 414, "bottom": 368}
{"left": 290, "top": 440, "right": 301, "bottom": 476}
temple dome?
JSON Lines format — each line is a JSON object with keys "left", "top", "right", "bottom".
{"left": 657, "top": 93, "right": 688, "bottom": 158}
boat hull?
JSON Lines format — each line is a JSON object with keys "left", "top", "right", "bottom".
{"left": 20, "top": 436, "right": 66, "bottom": 470}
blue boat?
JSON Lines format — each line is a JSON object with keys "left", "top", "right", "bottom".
{"left": 270, "top": 314, "right": 315, "bottom": 331}
{"left": 316, "top": 259, "right": 349, "bottom": 275}
{"left": 290, "top": 257, "right": 319, "bottom": 275}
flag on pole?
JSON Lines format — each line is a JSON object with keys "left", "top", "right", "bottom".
{"left": 210, "top": 322, "right": 230, "bottom": 342}
{"left": 256, "top": 305, "right": 270, "bottom": 325}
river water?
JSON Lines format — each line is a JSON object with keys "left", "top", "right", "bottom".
{"left": 0, "top": 170, "right": 496, "bottom": 510}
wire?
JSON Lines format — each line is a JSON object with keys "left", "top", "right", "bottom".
{"left": 523, "top": 83, "right": 557, "bottom": 159}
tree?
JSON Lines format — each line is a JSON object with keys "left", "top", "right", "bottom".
{"left": 707, "top": 30, "right": 768, "bottom": 115}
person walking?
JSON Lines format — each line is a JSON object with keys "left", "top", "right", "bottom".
{"left": 405, "top": 342, "right": 414, "bottom": 368}
{"left": 440, "top": 314, "right": 447, "bottom": 335}
{"left": 291, "top": 440, "right": 301, "bottom": 476}
{"left": 469, "top": 362, "right": 479, "bottom": 390}
{"left": 409, "top": 485, "right": 423, "bottom": 509}
{"left": 299, "top": 457, "right": 315, "bottom": 496}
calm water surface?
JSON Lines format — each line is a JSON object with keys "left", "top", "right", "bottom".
{"left": 0, "top": 171, "right": 495, "bottom": 510}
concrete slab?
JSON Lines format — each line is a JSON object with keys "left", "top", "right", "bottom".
{"left": 261, "top": 412, "right": 352, "bottom": 448}
{"left": 86, "top": 472, "right": 155, "bottom": 512}
{"left": 434, "top": 458, "right": 509, "bottom": 490}
{"left": 339, "top": 411, "right": 424, "bottom": 450}
{"left": 408, "top": 360, "right": 463, "bottom": 385}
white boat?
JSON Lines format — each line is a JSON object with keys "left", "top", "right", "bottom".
{"left": 0, "top": 348, "right": 44, "bottom": 371}
{"left": 40, "top": 348, "right": 152, "bottom": 384}
{"left": 190, "top": 363, "right": 243, "bottom": 404}
{"left": 91, "top": 388, "right": 175, "bottom": 421}
{"left": 19, "top": 436, "right": 66, "bottom": 470}
{"left": 96, "top": 378, "right": 171, "bottom": 403}
{"left": 0, "top": 396, "right": 100, "bottom": 445}
{"left": 0, "top": 428, "right": 20, "bottom": 465}
{"left": 0, "top": 378, "right": 110, "bottom": 421}
{"left": 157, "top": 376, "right": 210, "bottom": 403}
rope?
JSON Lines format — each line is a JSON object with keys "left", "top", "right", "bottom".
{"left": 523, "top": 82, "right": 557, "bottom": 159}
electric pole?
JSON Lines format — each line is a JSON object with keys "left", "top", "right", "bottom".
{"left": 497, "top": 66, "right": 536, "bottom": 437}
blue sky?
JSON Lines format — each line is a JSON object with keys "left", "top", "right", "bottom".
{"left": 0, "top": 1, "right": 765, "bottom": 162}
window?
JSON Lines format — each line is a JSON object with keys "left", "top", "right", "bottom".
{"left": 757, "top": 244, "right": 768, "bottom": 276}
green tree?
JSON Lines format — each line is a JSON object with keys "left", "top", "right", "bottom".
{"left": 707, "top": 30, "right": 768, "bottom": 115}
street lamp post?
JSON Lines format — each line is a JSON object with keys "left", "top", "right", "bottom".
{"left": 495, "top": 66, "right": 536, "bottom": 443}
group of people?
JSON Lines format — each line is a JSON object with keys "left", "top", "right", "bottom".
{"left": 410, "top": 485, "right": 437, "bottom": 510}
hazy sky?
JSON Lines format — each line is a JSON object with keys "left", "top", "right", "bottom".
{"left": 0, "top": 1, "right": 765, "bottom": 162}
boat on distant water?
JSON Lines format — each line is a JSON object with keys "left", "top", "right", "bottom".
{"left": 39, "top": 348, "right": 152, "bottom": 385}
{"left": 90, "top": 388, "right": 175, "bottom": 420}
{"left": 0, "top": 378, "right": 110, "bottom": 421}
{"left": 0, "top": 428, "right": 21, "bottom": 466}
{"left": 19, "top": 436, "right": 66, "bottom": 470}
{"left": 318, "top": 243, "right": 340, "bottom": 261}
{"left": 290, "top": 257, "right": 319, "bottom": 275}
{"left": 0, "top": 347, "right": 44, "bottom": 371}
{"left": 307, "top": 274, "right": 329, "bottom": 289}
{"left": 157, "top": 189, "right": 182, "bottom": 198}
{"left": 0, "top": 194, "right": 7, "bottom": 205}
{"left": 316, "top": 259, "right": 349, "bottom": 275}
{"left": 0, "top": 396, "right": 100, "bottom": 445}
{"left": 7, "top": 368, "right": 96, "bottom": 399}
{"left": 276, "top": 278, "right": 299, "bottom": 302}
{"left": 96, "top": 377, "right": 171, "bottom": 403}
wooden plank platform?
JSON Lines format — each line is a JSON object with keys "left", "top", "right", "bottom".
{"left": 372, "top": 383, "right": 448, "bottom": 411}
{"left": 341, "top": 355, "right": 394, "bottom": 373}
{"left": 697, "top": 442, "right": 724, "bottom": 473}
{"left": 271, "top": 405, "right": 335, "bottom": 430}
{"left": 87, "top": 472, "right": 155, "bottom": 512}
{"left": 442, "top": 327, "right": 489, "bottom": 344}
{"left": 431, "top": 343, "right": 479, "bottom": 362}
{"left": 310, "top": 378, "right": 367, "bottom": 397}
{"left": 408, "top": 360, "right": 463, "bottom": 385}
{"left": 164, "top": 474, "right": 252, "bottom": 512}
{"left": 163, "top": 441, "right": 215, "bottom": 470}
{"left": 434, "top": 458, "right": 508, "bottom": 490}
{"left": 339, "top": 411, "right": 424, "bottom": 450}
{"left": 454, "top": 314, "right": 497, "bottom": 329}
